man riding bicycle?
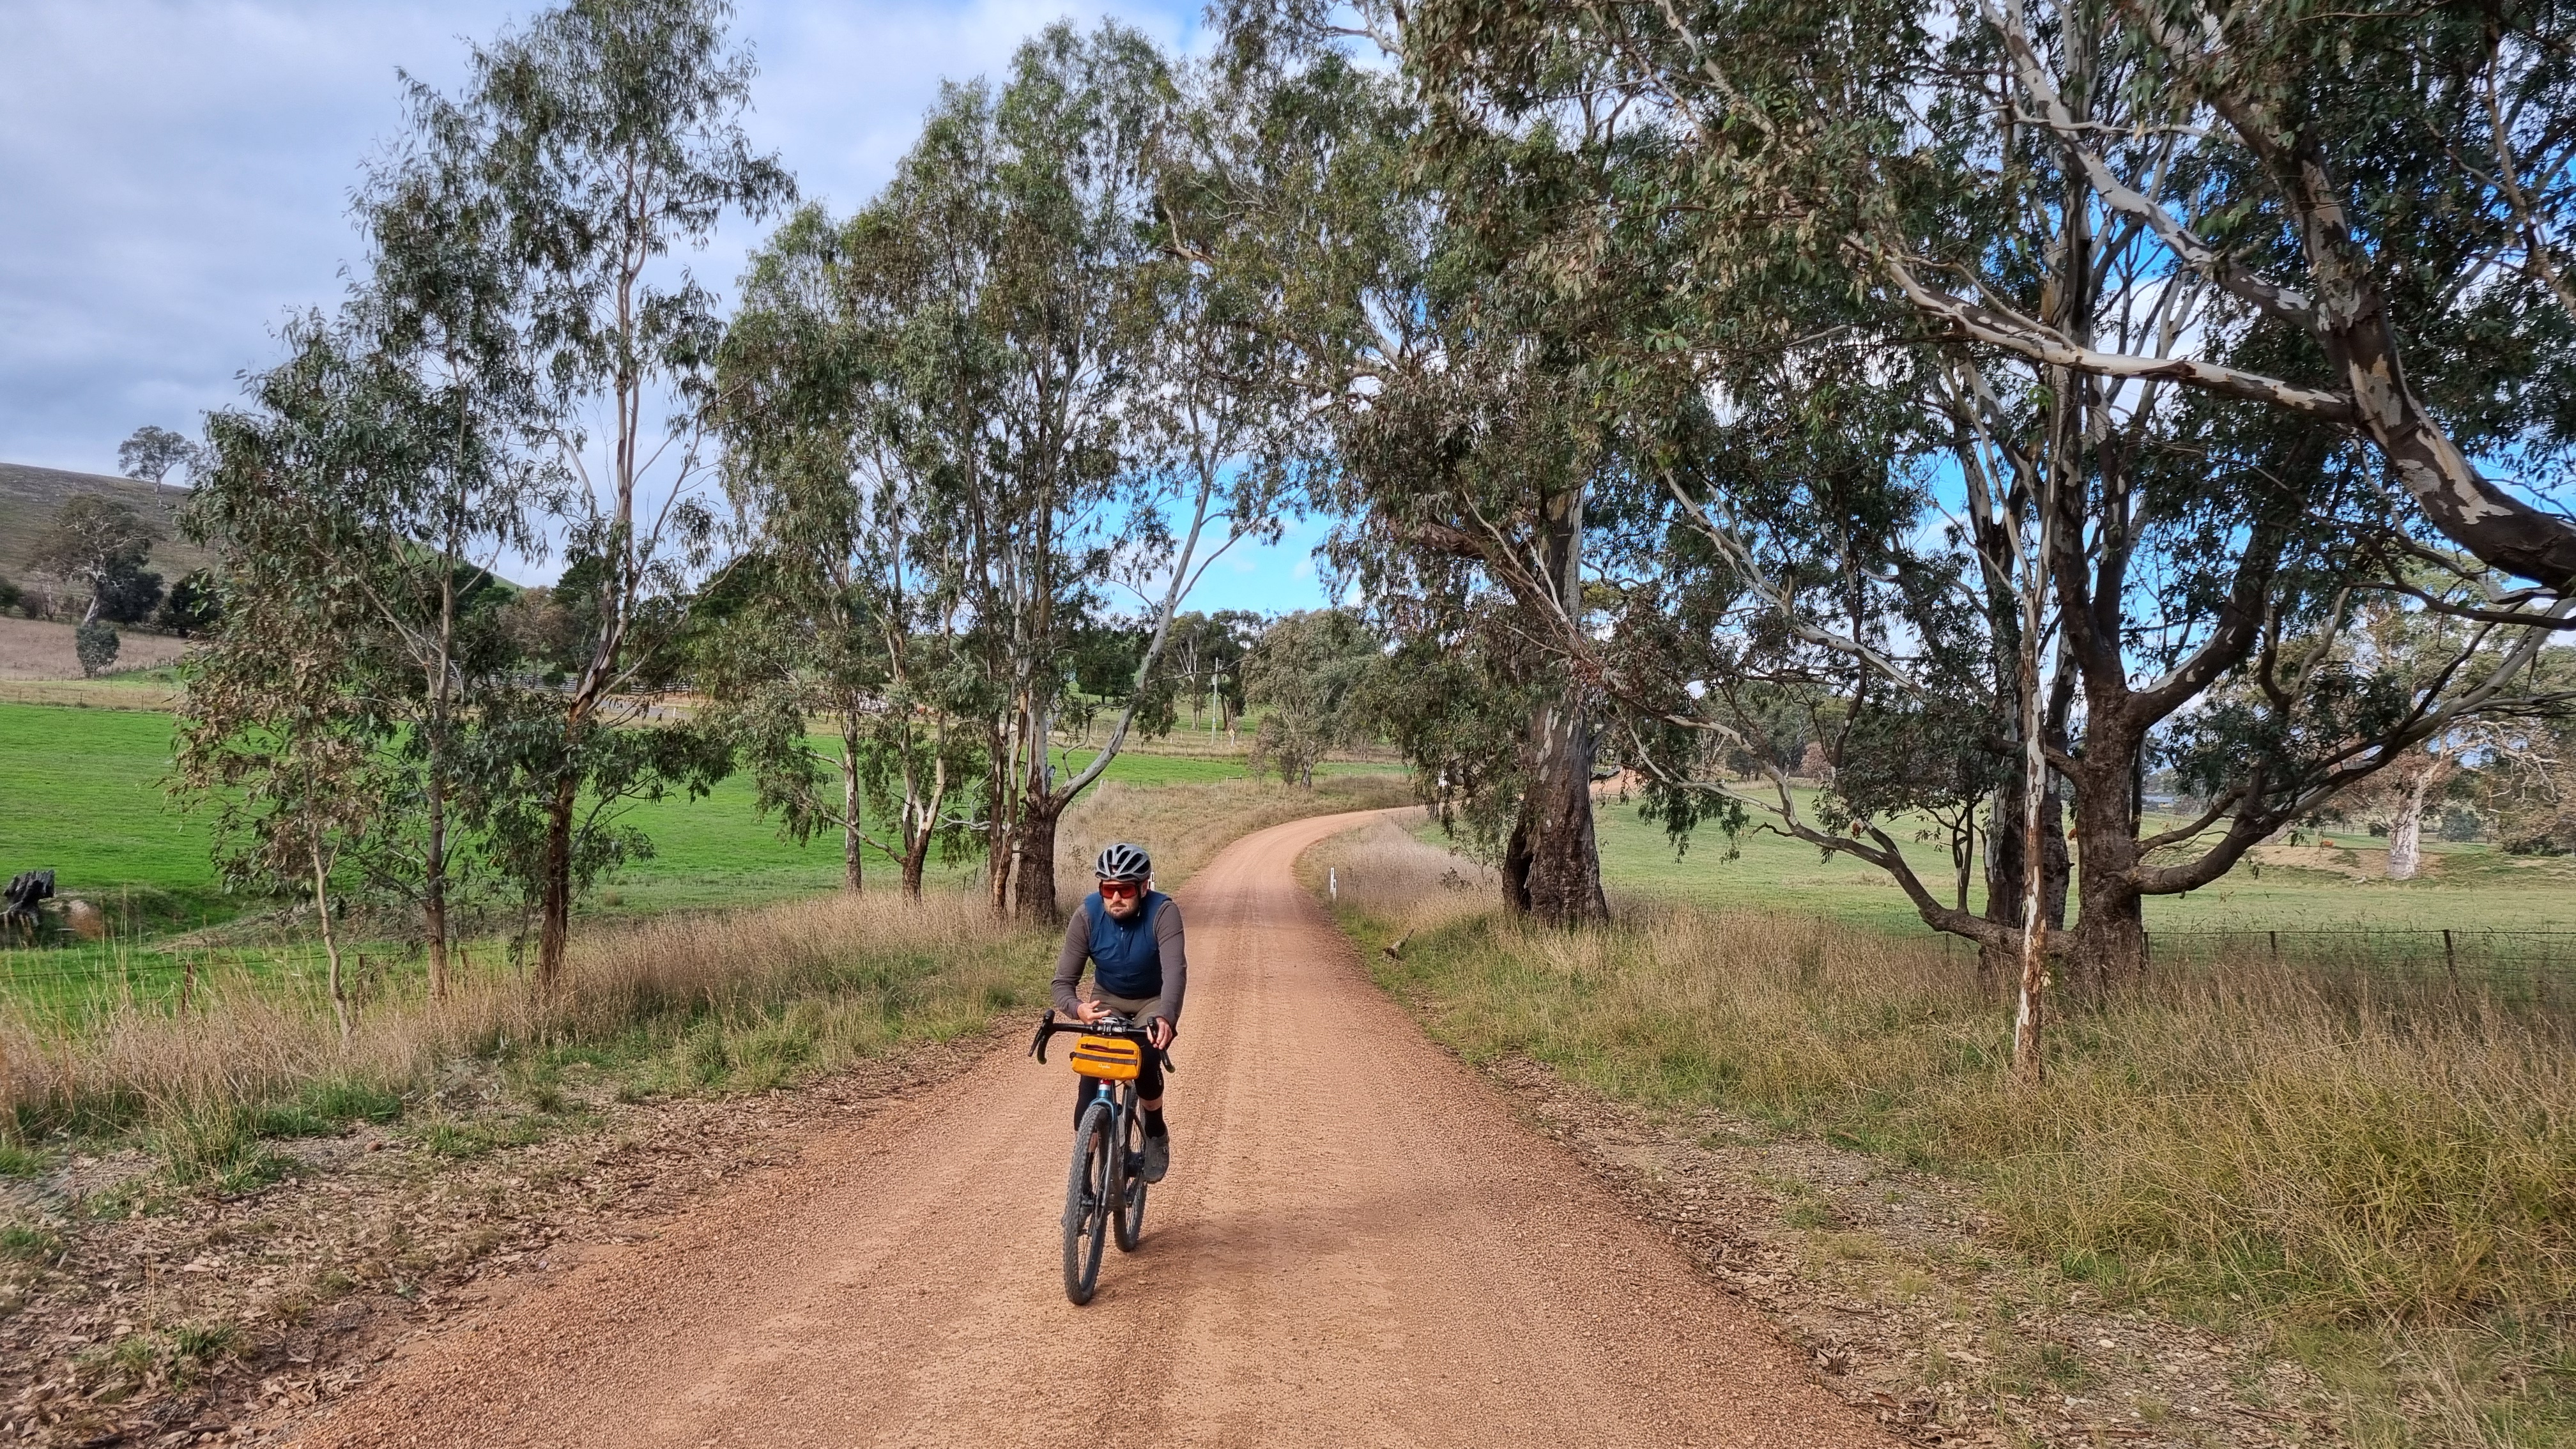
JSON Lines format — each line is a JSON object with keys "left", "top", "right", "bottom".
{"left": 1054, "top": 842, "right": 1184, "bottom": 1183}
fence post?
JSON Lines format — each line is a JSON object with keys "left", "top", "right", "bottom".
{"left": 2444, "top": 928, "right": 2458, "bottom": 985}
{"left": 1329, "top": 867, "right": 1338, "bottom": 902}
{"left": 2269, "top": 930, "right": 2280, "bottom": 960}
{"left": 180, "top": 954, "right": 195, "bottom": 1019}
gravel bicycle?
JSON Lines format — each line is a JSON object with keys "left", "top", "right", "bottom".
{"left": 1028, "top": 1009, "right": 1174, "bottom": 1305}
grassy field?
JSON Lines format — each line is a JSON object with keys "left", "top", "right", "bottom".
{"left": 0, "top": 700, "right": 1378, "bottom": 914}
{"left": 0, "top": 697, "right": 1408, "bottom": 1015}
{"left": 1579, "top": 788, "right": 2576, "bottom": 935}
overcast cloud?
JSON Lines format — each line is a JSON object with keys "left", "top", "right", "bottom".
{"left": 0, "top": 1, "right": 1333, "bottom": 609}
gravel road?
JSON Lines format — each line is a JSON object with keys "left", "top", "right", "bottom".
{"left": 291, "top": 809, "right": 1894, "bottom": 1448}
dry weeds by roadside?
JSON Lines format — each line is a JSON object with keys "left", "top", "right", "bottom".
{"left": 0, "top": 1018, "right": 1018, "bottom": 1447}
{"left": 1491, "top": 1054, "right": 2336, "bottom": 1449}
{"left": 1, "top": 891, "right": 1036, "bottom": 1144}
{"left": 1303, "top": 820, "right": 2576, "bottom": 1448}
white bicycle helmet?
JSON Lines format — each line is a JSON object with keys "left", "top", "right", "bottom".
{"left": 1094, "top": 841, "right": 1153, "bottom": 883}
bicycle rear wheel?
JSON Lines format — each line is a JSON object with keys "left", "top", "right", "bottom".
{"left": 1113, "top": 1095, "right": 1149, "bottom": 1252}
{"left": 1062, "top": 1100, "right": 1114, "bottom": 1304}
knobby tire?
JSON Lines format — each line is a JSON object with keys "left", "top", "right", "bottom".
{"left": 1063, "top": 1100, "right": 1113, "bottom": 1305}
{"left": 1114, "top": 1101, "right": 1149, "bottom": 1252}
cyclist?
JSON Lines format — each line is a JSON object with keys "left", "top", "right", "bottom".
{"left": 1053, "top": 841, "right": 1184, "bottom": 1183}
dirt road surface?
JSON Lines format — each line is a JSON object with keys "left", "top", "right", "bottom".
{"left": 293, "top": 811, "right": 1894, "bottom": 1448}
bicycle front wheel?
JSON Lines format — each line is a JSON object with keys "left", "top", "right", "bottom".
{"left": 1062, "top": 1100, "right": 1113, "bottom": 1304}
{"left": 1113, "top": 1099, "right": 1149, "bottom": 1252}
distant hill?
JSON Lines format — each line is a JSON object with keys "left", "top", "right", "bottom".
{"left": 0, "top": 462, "right": 215, "bottom": 583}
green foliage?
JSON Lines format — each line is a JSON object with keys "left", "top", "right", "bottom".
{"left": 71, "top": 622, "right": 118, "bottom": 678}
{"left": 1243, "top": 609, "right": 1383, "bottom": 787}
{"left": 152, "top": 569, "right": 219, "bottom": 636}
{"left": 0, "top": 1222, "right": 63, "bottom": 1262}
{"left": 91, "top": 563, "right": 162, "bottom": 625}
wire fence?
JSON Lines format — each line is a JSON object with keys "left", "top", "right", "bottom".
{"left": 0, "top": 939, "right": 473, "bottom": 1025}
{"left": 2144, "top": 928, "right": 2576, "bottom": 1009}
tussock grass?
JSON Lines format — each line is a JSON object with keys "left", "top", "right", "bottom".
{"left": 0, "top": 891, "right": 1044, "bottom": 1149}
{"left": 1314, "top": 825, "right": 2576, "bottom": 1443}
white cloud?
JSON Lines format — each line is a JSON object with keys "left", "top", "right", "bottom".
{"left": 0, "top": 0, "right": 1200, "bottom": 472}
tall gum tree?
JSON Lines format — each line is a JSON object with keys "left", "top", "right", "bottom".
{"left": 1200, "top": 9, "right": 1631, "bottom": 923}
{"left": 417, "top": 0, "right": 793, "bottom": 990}
{"left": 853, "top": 26, "right": 1287, "bottom": 921}
{"left": 709, "top": 204, "right": 992, "bottom": 898}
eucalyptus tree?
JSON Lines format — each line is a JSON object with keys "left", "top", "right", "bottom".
{"left": 1167, "top": 611, "right": 1259, "bottom": 732}
{"left": 709, "top": 204, "right": 990, "bottom": 898}
{"left": 1391, "top": 0, "right": 2576, "bottom": 1070}
{"left": 1242, "top": 609, "right": 1383, "bottom": 787}
{"left": 852, "top": 24, "right": 1287, "bottom": 921}
{"left": 1186, "top": 14, "right": 1647, "bottom": 923}
{"left": 117, "top": 425, "right": 204, "bottom": 491}
{"left": 183, "top": 324, "right": 413, "bottom": 1038}
{"left": 402, "top": 0, "right": 792, "bottom": 989}
{"left": 342, "top": 86, "right": 553, "bottom": 997}
{"left": 29, "top": 495, "right": 158, "bottom": 627}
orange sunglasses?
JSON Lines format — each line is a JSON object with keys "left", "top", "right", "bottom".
{"left": 1098, "top": 880, "right": 1144, "bottom": 901}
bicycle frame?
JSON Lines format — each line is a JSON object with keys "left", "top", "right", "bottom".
{"left": 1031, "top": 1009, "right": 1172, "bottom": 1303}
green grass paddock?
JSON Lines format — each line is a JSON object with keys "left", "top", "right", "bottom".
{"left": 1422, "top": 789, "right": 2576, "bottom": 936}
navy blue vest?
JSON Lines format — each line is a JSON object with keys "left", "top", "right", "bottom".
{"left": 1083, "top": 890, "right": 1169, "bottom": 1000}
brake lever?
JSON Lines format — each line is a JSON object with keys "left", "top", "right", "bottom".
{"left": 1028, "top": 1008, "right": 1057, "bottom": 1062}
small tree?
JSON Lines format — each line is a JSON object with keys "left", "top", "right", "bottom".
{"left": 28, "top": 494, "right": 158, "bottom": 627}
{"left": 1243, "top": 610, "right": 1382, "bottom": 786}
{"left": 72, "top": 622, "right": 119, "bottom": 677}
{"left": 117, "top": 425, "right": 204, "bottom": 491}
{"left": 176, "top": 470, "right": 389, "bottom": 1041}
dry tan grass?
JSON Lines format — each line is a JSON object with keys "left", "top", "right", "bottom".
{"left": 1302, "top": 816, "right": 1498, "bottom": 937}
{"left": 0, "top": 616, "right": 190, "bottom": 680}
{"left": 1379, "top": 897, "right": 2576, "bottom": 1325}
{"left": 0, "top": 891, "right": 1042, "bottom": 1140}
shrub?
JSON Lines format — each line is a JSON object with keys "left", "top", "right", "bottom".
{"left": 155, "top": 569, "right": 220, "bottom": 637}
{"left": 95, "top": 563, "right": 162, "bottom": 625}
{"left": 73, "top": 622, "right": 119, "bottom": 677}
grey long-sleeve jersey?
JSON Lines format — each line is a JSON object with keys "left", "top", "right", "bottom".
{"left": 1050, "top": 900, "right": 1187, "bottom": 1032}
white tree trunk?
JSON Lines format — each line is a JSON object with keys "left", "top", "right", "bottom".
{"left": 2388, "top": 772, "right": 2431, "bottom": 880}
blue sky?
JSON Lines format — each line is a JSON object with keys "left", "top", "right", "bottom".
{"left": 0, "top": 0, "right": 1333, "bottom": 614}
